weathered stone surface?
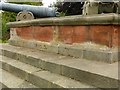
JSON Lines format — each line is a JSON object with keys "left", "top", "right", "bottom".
{"left": 1, "top": 55, "right": 95, "bottom": 88}
{"left": 2, "top": 13, "right": 120, "bottom": 89}
{"left": 1, "top": 56, "right": 40, "bottom": 80}
{"left": 98, "top": 2, "right": 118, "bottom": 14}
{"left": 61, "top": 65, "right": 118, "bottom": 88}
{"left": 7, "top": 39, "right": 119, "bottom": 63}
{"left": 2, "top": 49, "right": 17, "bottom": 60}
{"left": 15, "top": 26, "right": 54, "bottom": 42}
{"left": 83, "top": 50, "right": 112, "bottom": 63}
{"left": 68, "top": 47, "right": 83, "bottom": 58}
{"left": 39, "top": 60, "right": 62, "bottom": 75}
{"left": 59, "top": 26, "right": 73, "bottom": 44}
{"left": 90, "top": 26, "right": 113, "bottom": 47}
{"left": 73, "top": 26, "right": 88, "bottom": 43}
{"left": 7, "top": 14, "right": 120, "bottom": 48}
{"left": 58, "top": 44, "right": 83, "bottom": 58}
{"left": 9, "top": 25, "right": 120, "bottom": 48}
{"left": 30, "top": 70, "right": 94, "bottom": 88}
{"left": 33, "top": 26, "right": 53, "bottom": 42}
{"left": 111, "top": 51, "right": 120, "bottom": 63}
{"left": 83, "top": 2, "right": 99, "bottom": 15}
{"left": 0, "top": 44, "right": 119, "bottom": 88}
{"left": 7, "top": 14, "right": 120, "bottom": 27}
{"left": 0, "top": 82, "right": 8, "bottom": 89}
{"left": 24, "top": 40, "right": 37, "bottom": 49}
{"left": 58, "top": 44, "right": 70, "bottom": 56}
{"left": 16, "top": 27, "right": 33, "bottom": 40}
{"left": 0, "top": 69, "right": 38, "bottom": 88}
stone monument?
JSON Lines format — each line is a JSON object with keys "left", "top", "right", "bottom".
{"left": 82, "top": 0, "right": 119, "bottom": 15}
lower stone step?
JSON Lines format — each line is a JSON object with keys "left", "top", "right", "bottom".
{"left": 0, "top": 68, "right": 38, "bottom": 88}
{"left": 0, "top": 55, "right": 95, "bottom": 88}
{"left": 0, "top": 82, "right": 8, "bottom": 89}
{"left": 0, "top": 44, "right": 119, "bottom": 88}
{"left": 9, "top": 38, "right": 119, "bottom": 63}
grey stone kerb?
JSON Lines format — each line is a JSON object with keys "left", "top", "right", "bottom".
{"left": 7, "top": 13, "right": 120, "bottom": 28}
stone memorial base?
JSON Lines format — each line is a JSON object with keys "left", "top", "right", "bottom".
{"left": 7, "top": 13, "right": 120, "bottom": 63}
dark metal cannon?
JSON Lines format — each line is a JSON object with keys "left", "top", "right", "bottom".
{"left": 0, "top": 2, "right": 119, "bottom": 21}
{"left": 0, "top": 2, "right": 57, "bottom": 21}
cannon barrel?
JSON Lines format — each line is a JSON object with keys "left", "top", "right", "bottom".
{"left": 0, "top": 2, "right": 57, "bottom": 18}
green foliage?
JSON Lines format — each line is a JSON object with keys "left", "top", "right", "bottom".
{"left": 1, "top": 2, "right": 43, "bottom": 41}
{"left": 54, "top": 1, "right": 84, "bottom": 16}
{"left": 1, "top": 11, "right": 16, "bottom": 41}
{"left": 10, "top": 2, "right": 43, "bottom": 6}
{"left": 59, "top": 12, "right": 65, "bottom": 17}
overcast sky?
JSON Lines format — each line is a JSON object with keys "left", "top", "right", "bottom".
{"left": 42, "top": 0, "right": 56, "bottom": 7}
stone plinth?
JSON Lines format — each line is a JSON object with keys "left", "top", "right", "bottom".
{"left": 7, "top": 13, "right": 120, "bottom": 63}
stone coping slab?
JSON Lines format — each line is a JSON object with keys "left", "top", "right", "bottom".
{"left": 7, "top": 13, "right": 120, "bottom": 28}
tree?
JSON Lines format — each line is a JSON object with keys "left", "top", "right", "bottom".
{"left": 10, "top": 2, "right": 42, "bottom": 6}
{"left": 54, "top": 1, "right": 84, "bottom": 16}
{"left": 1, "top": 2, "right": 43, "bottom": 41}
{"left": 2, "top": 11, "right": 16, "bottom": 41}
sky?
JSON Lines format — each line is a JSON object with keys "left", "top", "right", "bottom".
{"left": 42, "top": 0, "right": 56, "bottom": 7}
{"left": 0, "top": 0, "right": 57, "bottom": 7}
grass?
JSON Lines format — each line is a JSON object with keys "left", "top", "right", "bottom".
{"left": 0, "top": 40, "right": 8, "bottom": 43}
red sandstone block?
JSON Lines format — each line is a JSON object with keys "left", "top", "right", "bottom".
{"left": 90, "top": 26, "right": 113, "bottom": 47}
{"left": 112, "top": 25, "right": 120, "bottom": 47}
{"left": 59, "top": 26, "right": 73, "bottom": 44}
{"left": 33, "top": 26, "right": 53, "bottom": 42}
{"left": 15, "top": 25, "right": 120, "bottom": 48}
{"left": 73, "top": 26, "right": 88, "bottom": 43}
{"left": 16, "top": 27, "right": 33, "bottom": 40}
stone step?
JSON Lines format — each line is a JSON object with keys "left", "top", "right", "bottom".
{"left": 0, "top": 55, "right": 95, "bottom": 88}
{"left": 0, "top": 44, "right": 119, "bottom": 88}
{"left": 8, "top": 38, "right": 119, "bottom": 63}
{"left": 0, "top": 82, "right": 8, "bottom": 89}
{"left": 0, "top": 68, "right": 38, "bottom": 88}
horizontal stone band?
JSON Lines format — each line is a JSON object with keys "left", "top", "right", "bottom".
{"left": 7, "top": 13, "right": 120, "bottom": 28}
